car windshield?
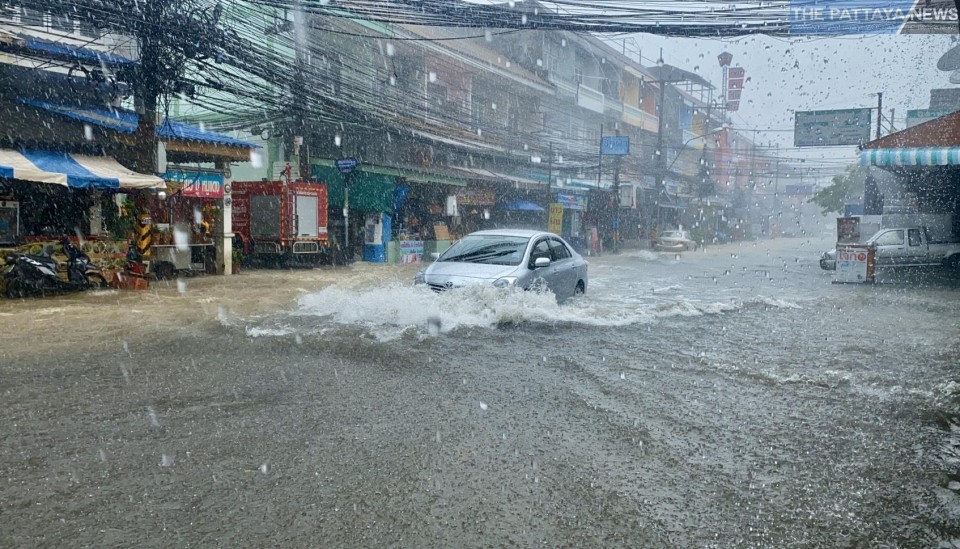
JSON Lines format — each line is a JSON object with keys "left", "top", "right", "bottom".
{"left": 3, "top": 2, "right": 960, "bottom": 547}
{"left": 438, "top": 235, "right": 528, "bottom": 265}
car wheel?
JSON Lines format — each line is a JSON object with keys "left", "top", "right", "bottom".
{"left": 85, "top": 273, "right": 109, "bottom": 290}
{"left": 574, "top": 280, "right": 585, "bottom": 297}
{"left": 4, "top": 276, "right": 25, "bottom": 299}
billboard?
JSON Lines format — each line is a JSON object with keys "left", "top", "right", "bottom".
{"left": 905, "top": 108, "right": 957, "bottom": 128}
{"left": 794, "top": 108, "right": 873, "bottom": 147}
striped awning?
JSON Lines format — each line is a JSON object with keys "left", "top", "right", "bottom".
{"left": 860, "top": 147, "right": 960, "bottom": 167}
{"left": 0, "top": 149, "right": 164, "bottom": 189}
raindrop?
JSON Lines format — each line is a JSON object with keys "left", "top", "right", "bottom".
{"left": 198, "top": 122, "right": 206, "bottom": 132}
{"left": 160, "top": 454, "right": 174, "bottom": 467}
{"left": 146, "top": 406, "right": 160, "bottom": 427}
{"left": 484, "top": 29, "right": 492, "bottom": 42}
{"left": 98, "top": 449, "right": 107, "bottom": 463}
{"left": 619, "top": 372, "right": 626, "bottom": 380}
{"left": 176, "top": 279, "right": 187, "bottom": 294}
{"left": 83, "top": 124, "right": 93, "bottom": 141}
{"left": 294, "top": 334, "right": 303, "bottom": 345}
{"left": 173, "top": 226, "right": 189, "bottom": 252}
{"left": 334, "top": 134, "right": 342, "bottom": 147}
{"left": 428, "top": 72, "right": 437, "bottom": 83}
{"left": 249, "top": 149, "right": 263, "bottom": 168}
{"left": 427, "top": 316, "right": 441, "bottom": 336}
{"left": 260, "top": 463, "right": 269, "bottom": 474}
{"left": 479, "top": 401, "right": 488, "bottom": 411}
{"left": 386, "top": 43, "right": 395, "bottom": 57}
{"left": 436, "top": 431, "right": 442, "bottom": 444}
{"left": 521, "top": 14, "right": 527, "bottom": 24}
{"left": 389, "top": 75, "right": 396, "bottom": 86}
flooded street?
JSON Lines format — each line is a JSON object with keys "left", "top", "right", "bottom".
{"left": 1, "top": 237, "right": 958, "bottom": 547}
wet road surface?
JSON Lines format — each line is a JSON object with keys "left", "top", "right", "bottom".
{"left": 1, "top": 236, "right": 958, "bottom": 547}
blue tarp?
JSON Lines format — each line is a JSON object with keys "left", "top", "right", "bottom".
{"left": 23, "top": 38, "right": 134, "bottom": 66}
{"left": 503, "top": 200, "right": 545, "bottom": 212}
{"left": 22, "top": 100, "right": 257, "bottom": 149}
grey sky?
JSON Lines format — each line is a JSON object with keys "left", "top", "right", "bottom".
{"left": 605, "top": 32, "right": 957, "bottom": 179}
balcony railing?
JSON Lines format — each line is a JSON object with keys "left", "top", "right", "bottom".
{"left": 621, "top": 103, "right": 658, "bottom": 132}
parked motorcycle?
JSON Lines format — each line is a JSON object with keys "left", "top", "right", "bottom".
{"left": 3, "top": 238, "right": 108, "bottom": 299}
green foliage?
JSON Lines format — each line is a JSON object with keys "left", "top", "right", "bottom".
{"left": 809, "top": 165, "right": 868, "bottom": 215}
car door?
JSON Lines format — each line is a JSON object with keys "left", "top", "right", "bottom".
{"left": 905, "top": 228, "right": 925, "bottom": 265}
{"left": 548, "top": 238, "right": 576, "bottom": 299}
{"left": 527, "top": 238, "right": 555, "bottom": 292}
{"left": 873, "top": 229, "right": 906, "bottom": 266}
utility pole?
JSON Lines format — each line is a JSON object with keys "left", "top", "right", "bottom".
{"left": 875, "top": 92, "right": 883, "bottom": 140}
{"left": 547, "top": 142, "right": 553, "bottom": 189}
{"left": 131, "top": 0, "right": 167, "bottom": 175}
{"left": 654, "top": 56, "right": 667, "bottom": 231}
{"left": 596, "top": 123, "right": 603, "bottom": 189}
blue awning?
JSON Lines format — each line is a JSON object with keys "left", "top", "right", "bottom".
{"left": 0, "top": 148, "right": 163, "bottom": 189}
{"left": 22, "top": 100, "right": 258, "bottom": 149}
{"left": 22, "top": 38, "right": 133, "bottom": 66}
{"left": 861, "top": 147, "right": 960, "bottom": 167}
{"left": 503, "top": 199, "right": 545, "bottom": 212}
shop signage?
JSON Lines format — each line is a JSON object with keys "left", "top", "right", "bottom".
{"left": 556, "top": 192, "right": 588, "bottom": 211}
{"left": 399, "top": 240, "right": 424, "bottom": 263}
{"left": 600, "top": 136, "right": 630, "bottom": 156}
{"left": 164, "top": 170, "right": 224, "bottom": 199}
{"left": 785, "top": 184, "right": 814, "bottom": 195}
{"left": 456, "top": 187, "right": 495, "bottom": 206}
{"left": 548, "top": 203, "right": 564, "bottom": 234}
{"left": 794, "top": 108, "right": 873, "bottom": 147}
{"left": 837, "top": 216, "right": 860, "bottom": 244}
{"left": 835, "top": 245, "right": 874, "bottom": 284}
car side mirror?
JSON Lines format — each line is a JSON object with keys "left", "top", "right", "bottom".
{"left": 430, "top": 252, "right": 441, "bottom": 261}
{"left": 534, "top": 257, "right": 551, "bottom": 269}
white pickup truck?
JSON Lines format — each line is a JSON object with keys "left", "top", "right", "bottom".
{"left": 821, "top": 226, "right": 960, "bottom": 270}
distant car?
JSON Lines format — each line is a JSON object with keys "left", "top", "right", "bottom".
{"left": 820, "top": 248, "right": 836, "bottom": 270}
{"left": 414, "top": 229, "right": 588, "bottom": 302}
{"left": 655, "top": 230, "right": 698, "bottom": 252}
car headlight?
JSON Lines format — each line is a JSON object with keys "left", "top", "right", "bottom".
{"left": 493, "top": 277, "right": 518, "bottom": 288}
{"left": 414, "top": 270, "right": 426, "bottom": 285}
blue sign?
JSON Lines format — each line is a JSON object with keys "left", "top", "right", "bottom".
{"left": 789, "top": 1, "right": 945, "bottom": 35}
{"left": 335, "top": 158, "right": 359, "bottom": 174}
{"left": 600, "top": 136, "right": 630, "bottom": 156}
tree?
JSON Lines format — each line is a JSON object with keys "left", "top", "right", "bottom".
{"left": 809, "top": 165, "right": 868, "bottom": 215}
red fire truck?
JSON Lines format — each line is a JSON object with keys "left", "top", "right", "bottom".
{"left": 231, "top": 180, "right": 329, "bottom": 265}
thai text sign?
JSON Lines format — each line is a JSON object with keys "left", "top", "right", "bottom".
{"left": 399, "top": 240, "right": 424, "bottom": 264}
{"left": 548, "top": 203, "right": 564, "bottom": 234}
{"left": 164, "top": 170, "right": 224, "bottom": 198}
{"left": 835, "top": 245, "right": 874, "bottom": 283}
{"left": 795, "top": 108, "right": 873, "bottom": 147}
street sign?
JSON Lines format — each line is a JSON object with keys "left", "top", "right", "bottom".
{"left": 794, "top": 108, "right": 873, "bottom": 147}
{"left": 335, "top": 157, "right": 359, "bottom": 174}
{"left": 600, "top": 136, "right": 630, "bottom": 156}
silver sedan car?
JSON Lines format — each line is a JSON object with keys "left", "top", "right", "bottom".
{"left": 414, "top": 229, "right": 588, "bottom": 301}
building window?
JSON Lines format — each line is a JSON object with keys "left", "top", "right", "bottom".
{"left": 20, "top": 6, "right": 45, "bottom": 26}
{"left": 51, "top": 12, "right": 74, "bottom": 33}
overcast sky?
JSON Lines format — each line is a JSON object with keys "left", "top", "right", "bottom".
{"left": 603, "top": 32, "right": 958, "bottom": 180}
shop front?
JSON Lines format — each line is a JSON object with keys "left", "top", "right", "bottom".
{"left": 0, "top": 148, "right": 164, "bottom": 276}
{"left": 555, "top": 190, "right": 589, "bottom": 252}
